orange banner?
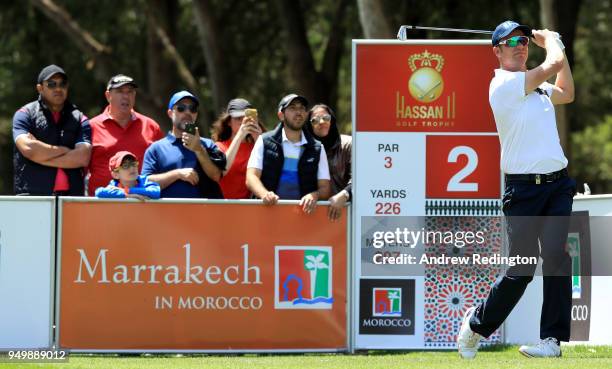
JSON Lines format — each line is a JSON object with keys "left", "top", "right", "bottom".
{"left": 59, "top": 201, "right": 347, "bottom": 350}
{"left": 356, "top": 44, "right": 498, "bottom": 132}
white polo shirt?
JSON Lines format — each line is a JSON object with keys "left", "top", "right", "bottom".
{"left": 248, "top": 128, "right": 330, "bottom": 199}
{"left": 489, "top": 69, "right": 568, "bottom": 174}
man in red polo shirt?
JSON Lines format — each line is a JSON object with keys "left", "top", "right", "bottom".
{"left": 87, "top": 74, "right": 163, "bottom": 195}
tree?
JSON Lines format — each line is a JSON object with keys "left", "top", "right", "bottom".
{"left": 540, "top": 0, "right": 582, "bottom": 152}
{"left": 191, "top": 0, "right": 232, "bottom": 113}
{"left": 30, "top": 0, "right": 169, "bottom": 126}
{"left": 274, "top": 0, "right": 351, "bottom": 107}
{"left": 571, "top": 116, "right": 612, "bottom": 194}
{"left": 356, "top": 0, "right": 392, "bottom": 39}
{"left": 0, "top": 1, "right": 608, "bottom": 195}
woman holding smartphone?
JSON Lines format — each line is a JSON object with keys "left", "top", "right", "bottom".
{"left": 305, "top": 104, "right": 352, "bottom": 220}
{"left": 212, "top": 98, "right": 265, "bottom": 199}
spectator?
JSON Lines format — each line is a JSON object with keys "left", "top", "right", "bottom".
{"left": 87, "top": 74, "right": 163, "bottom": 195}
{"left": 212, "top": 98, "right": 264, "bottom": 199}
{"left": 305, "top": 104, "right": 352, "bottom": 221}
{"left": 142, "top": 91, "right": 226, "bottom": 198}
{"left": 246, "top": 94, "right": 331, "bottom": 214}
{"left": 95, "top": 151, "right": 160, "bottom": 200}
{"left": 13, "top": 64, "right": 91, "bottom": 195}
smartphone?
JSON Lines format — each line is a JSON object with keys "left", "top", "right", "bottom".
{"left": 244, "top": 108, "right": 258, "bottom": 120}
{"left": 184, "top": 122, "right": 197, "bottom": 135}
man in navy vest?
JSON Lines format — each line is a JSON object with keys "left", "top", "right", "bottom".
{"left": 12, "top": 65, "right": 91, "bottom": 195}
{"left": 246, "top": 94, "right": 331, "bottom": 214}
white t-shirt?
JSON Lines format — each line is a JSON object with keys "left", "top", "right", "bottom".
{"left": 247, "top": 128, "right": 330, "bottom": 199}
{"left": 489, "top": 69, "right": 568, "bottom": 174}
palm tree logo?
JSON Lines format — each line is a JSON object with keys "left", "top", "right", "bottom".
{"left": 305, "top": 253, "right": 328, "bottom": 298}
{"left": 387, "top": 290, "right": 401, "bottom": 314}
{"left": 275, "top": 246, "right": 334, "bottom": 309}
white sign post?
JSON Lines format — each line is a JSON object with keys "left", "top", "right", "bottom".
{"left": 0, "top": 197, "right": 55, "bottom": 349}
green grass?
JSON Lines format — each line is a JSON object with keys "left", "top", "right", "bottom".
{"left": 0, "top": 345, "right": 611, "bottom": 369}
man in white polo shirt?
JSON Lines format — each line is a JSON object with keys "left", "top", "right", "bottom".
{"left": 458, "top": 20, "right": 576, "bottom": 359}
{"left": 246, "top": 94, "right": 331, "bottom": 214}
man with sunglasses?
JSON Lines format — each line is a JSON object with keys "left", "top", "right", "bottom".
{"left": 142, "top": 91, "right": 226, "bottom": 198}
{"left": 87, "top": 74, "right": 163, "bottom": 195}
{"left": 458, "top": 21, "right": 575, "bottom": 359}
{"left": 12, "top": 64, "right": 91, "bottom": 195}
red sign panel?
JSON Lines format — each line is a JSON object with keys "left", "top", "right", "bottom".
{"left": 356, "top": 44, "right": 498, "bottom": 132}
{"left": 59, "top": 202, "right": 347, "bottom": 350}
{"left": 426, "top": 135, "right": 501, "bottom": 199}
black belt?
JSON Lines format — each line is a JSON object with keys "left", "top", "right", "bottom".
{"left": 505, "top": 168, "right": 568, "bottom": 184}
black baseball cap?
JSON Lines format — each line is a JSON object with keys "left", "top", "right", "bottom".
{"left": 226, "top": 98, "right": 253, "bottom": 118}
{"left": 278, "top": 94, "right": 308, "bottom": 112}
{"left": 106, "top": 74, "right": 138, "bottom": 90}
{"left": 492, "top": 21, "right": 531, "bottom": 46}
{"left": 37, "top": 64, "right": 67, "bottom": 84}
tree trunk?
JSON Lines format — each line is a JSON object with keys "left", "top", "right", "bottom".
{"left": 539, "top": 0, "right": 582, "bottom": 154}
{"left": 192, "top": 0, "right": 232, "bottom": 116}
{"left": 357, "top": 0, "right": 393, "bottom": 39}
{"left": 147, "top": 0, "right": 178, "bottom": 118}
{"left": 274, "top": 0, "right": 322, "bottom": 104}
{"left": 321, "top": 0, "right": 351, "bottom": 106}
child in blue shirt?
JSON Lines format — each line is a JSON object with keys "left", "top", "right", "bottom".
{"left": 95, "top": 151, "right": 160, "bottom": 200}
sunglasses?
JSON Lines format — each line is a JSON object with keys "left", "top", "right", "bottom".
{"left": 175, "top": 104, "right": 198, "bottom": 113}
{"left": 310, "top": 114, "right": 332, "bottom": 124}
{"left": 45, "top": 80, "right": 68, "bottom": 89}
{"left": 118, "top": 161, "right": 139, "bottom": 170}
{"left": 498, "top": 36, "right": 529, "bottom": 47}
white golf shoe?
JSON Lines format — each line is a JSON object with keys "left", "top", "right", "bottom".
{"left": 519, "top": 337, "right": 561, "bottom": 358}
{"left": 457, "top": 306, "right": 482, "bottom": 359}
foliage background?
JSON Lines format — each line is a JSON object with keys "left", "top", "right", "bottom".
{"left": 0, "top": 0, "right": 609, "bottom": 194}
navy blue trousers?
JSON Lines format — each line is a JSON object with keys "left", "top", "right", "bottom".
{"left": 470, "top": 175, "right": 576, "bottom": 342}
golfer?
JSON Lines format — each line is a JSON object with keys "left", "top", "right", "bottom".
{"left": 458, "top": 20, "right": 576, "bottom": 359}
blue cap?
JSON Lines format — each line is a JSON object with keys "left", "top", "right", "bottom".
{"left": 492, "top": 21, "right": 531, "bottom": 46}
{"left": 168, "top": 90, "right": 199, "bottom": 110}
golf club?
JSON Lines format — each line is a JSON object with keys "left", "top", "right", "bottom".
{"left": 398, "top": 25, "right": 494, "bottom": 40}
{"left": 397, "top": 25, "right": 558, "bottom": 41}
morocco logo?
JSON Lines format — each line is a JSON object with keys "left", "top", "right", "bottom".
{"left": 274, "top": 246, "right": 333, "bottom": 309}
{"left": 372, "top": 288, "right": 402, "bottom": 317}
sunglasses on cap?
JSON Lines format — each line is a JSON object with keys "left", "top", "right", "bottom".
{"left": 174, "top": 104, "right": 198, "bottom": 113}
{"left": 310, "top": 114, "right": 332, "bottom": 124}
{"left": 498, "top": 35, "right": 529, "bottom": 47}
{"left": 45, "top": 80, "right": 68, "bottom": 89}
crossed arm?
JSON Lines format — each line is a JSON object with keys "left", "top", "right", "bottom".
{"left": 15, "top": 134, "right": 91, "bottom": 168}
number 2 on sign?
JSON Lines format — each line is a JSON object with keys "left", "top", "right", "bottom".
{"left": 384, "top": 156, "right": 392, "bottom": 168}
{"left": 447, "top": 146, "right": 478, "bottom": 191}
{"left": 375, "top": 202, "right": 401, "bottom": 215}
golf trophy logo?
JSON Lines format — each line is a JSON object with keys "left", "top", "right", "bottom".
{"left": 275, "top": 246, "right": 333, "bottom": 309}
{"left": 408, "top": 50, "right": 445, "bottom": 103}
{"left": 372, "top": 288, "right": 402, "bottom": 317}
